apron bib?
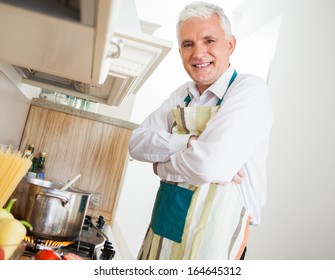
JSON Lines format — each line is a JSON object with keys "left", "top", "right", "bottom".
{"left": 138, "top": 70, "right": 251, "bottom": 260}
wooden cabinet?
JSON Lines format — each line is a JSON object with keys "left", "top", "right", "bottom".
{"left": 19, "top": 104, "right": 134, "bottom": 223}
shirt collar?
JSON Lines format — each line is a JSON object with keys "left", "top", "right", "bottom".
{"left": 187, "top": 65, "right": 235, "bottom": 100}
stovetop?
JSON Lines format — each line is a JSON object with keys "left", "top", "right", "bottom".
{"left": 22, "top": 215, "right": 116, "bottom": 260}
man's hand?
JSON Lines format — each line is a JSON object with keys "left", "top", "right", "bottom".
{"left": 153, "top": 162, "right": 158, "bottom": 175}
{"left": 232, "top": 168, "right": 245, "bottom": 184}
{"left": 218, "top": 168, "right": 245, "bottom": 185}
{"left": 187, "top": 135, "right": 198, "bottom": 148}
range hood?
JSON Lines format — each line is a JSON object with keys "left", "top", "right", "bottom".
{"left": 13, "top": 30, "right": 172, "bottom": 106}
{"left": 0, "top": 0, "right": 172, "bottom": 106}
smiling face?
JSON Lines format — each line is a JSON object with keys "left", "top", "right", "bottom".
{"left": 178, "top": 15, "right": 236, "bottom": 94}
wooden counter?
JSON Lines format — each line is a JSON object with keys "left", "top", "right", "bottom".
{"left": 19, "top": 98, "right": 139, "bottom": 223}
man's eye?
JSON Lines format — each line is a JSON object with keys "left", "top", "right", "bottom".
{"left": 205, "top": 39, "right": 215, "bottom": 44}
{"left": 181, "top": 42, "right": 193, "bottom": 48}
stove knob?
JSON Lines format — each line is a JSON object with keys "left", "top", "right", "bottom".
{"left": 99, "top": 241, "right": 115, "bottom": 260}
{"left": 96, "top": 215, "right": 105, "bottom": 229}
{"left": 104, "top": 241, "right": 113, "bottom": 249}
{"left": 83, "top": 215, "right": 93, "bottom": 230}
{"left": 85, "top": 215, "right": 93, "bottom": 225}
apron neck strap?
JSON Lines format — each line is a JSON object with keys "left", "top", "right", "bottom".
{"left": 216, "top": 69, "right": 237, "bottom": 106}
{"left": 184, "top": 70, "right": 238, "bottom": 107}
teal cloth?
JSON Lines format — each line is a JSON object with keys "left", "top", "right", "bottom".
{"left": 150, "top": 181, "right": 194, "bottom": 243}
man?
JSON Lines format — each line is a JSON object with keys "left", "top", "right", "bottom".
{"left": 129, "top": 1, "right": 273, "bottom": 260}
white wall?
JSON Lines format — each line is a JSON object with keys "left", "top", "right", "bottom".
{"left": 0, "top": 65, "right": 31, "bottom": 148}
{"left": 246, "top": 0, "right": 335, "bottom": 260}
{"left": 114, "top": 0, "right": 335, "bottom": 259}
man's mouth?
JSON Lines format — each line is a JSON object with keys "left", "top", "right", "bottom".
{"left": 193, "top": 62, "right": 213, "bottom": 68}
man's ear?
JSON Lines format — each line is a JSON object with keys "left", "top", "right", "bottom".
{"left": 228, "top": 36, "right": 236, "bottom": 55}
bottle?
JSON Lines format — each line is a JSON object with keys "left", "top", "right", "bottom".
{"left": 27, "top": 157, "right": 39, "bottom": 178}
{"left": 37, "top": 152, "right": 46, "bottom": 179}
{"left": 24, "top": 144, "right": 35, "bottom": 158}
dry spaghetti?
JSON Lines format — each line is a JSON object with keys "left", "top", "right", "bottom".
{"left": 0, "top": 146, "right": 32, "bottom": 208}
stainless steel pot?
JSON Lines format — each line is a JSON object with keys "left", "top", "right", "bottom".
{"left": 10, "top": 176, "right": 91, "bottom": 241}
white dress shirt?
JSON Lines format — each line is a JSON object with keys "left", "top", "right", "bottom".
{"left": 129, "top": 66, "right": 273, "bottom": 225}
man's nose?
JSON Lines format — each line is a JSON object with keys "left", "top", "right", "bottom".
{"left": 193, "top": 43, "right": 206, "bottom": 58}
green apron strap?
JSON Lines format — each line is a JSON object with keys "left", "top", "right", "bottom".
{"left": 183, "top": 69, "right": 238, "bottom": 107}
{"left": 183, "top": 94, "right": 192, "bottom": 107}
{"left": 216, "top": 69, "right": 237, "bottom": 106}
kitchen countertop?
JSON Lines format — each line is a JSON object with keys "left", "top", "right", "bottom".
{"left": 31, "top": 98, "right": 139, "bottom": 130}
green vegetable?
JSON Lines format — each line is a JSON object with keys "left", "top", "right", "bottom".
{"left": 0, "top": 198, "right": 32, "bottom": 259}
{"left": 0, "top": 198, "right": 16, "bottom": 220}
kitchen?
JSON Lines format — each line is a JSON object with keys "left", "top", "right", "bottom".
{"left": 0, "top": 0, "right": 172, "bottom": 260}
{"left": 1, "top": 0, "right": 335, "bottom": 263}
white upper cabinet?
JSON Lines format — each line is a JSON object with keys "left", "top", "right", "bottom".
{"left": 0, "top": 0, "right": 172, "bottom": 106}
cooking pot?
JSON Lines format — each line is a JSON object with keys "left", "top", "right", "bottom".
{"left": 9, "top": 176, "right": 91, "bottom": 241}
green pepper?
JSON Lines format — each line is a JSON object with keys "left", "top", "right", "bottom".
{"left": 0, "top": 199, "right": 32, "bottom": 259}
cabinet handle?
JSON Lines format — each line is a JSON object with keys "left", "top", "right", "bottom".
{"left": 108, "top": 36, "right": 123, "bottom": 59}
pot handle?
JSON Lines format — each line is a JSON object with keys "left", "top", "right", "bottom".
{"left": 37, "top": 192, "right": 69, "bottom": 206}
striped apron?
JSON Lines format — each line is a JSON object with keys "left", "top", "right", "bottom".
{"left": 138, "top": 71, "right": 251, "bottom": 260}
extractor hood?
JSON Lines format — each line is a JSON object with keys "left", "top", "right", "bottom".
{"left": 0, "top": 0, "right": 172, "bottom": 106}
{"left": 13, "top": 30, "right": 172, "bottom": 106}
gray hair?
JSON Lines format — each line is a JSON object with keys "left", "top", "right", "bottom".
{"left": 176, "top": 1, "right": 233, "bottom": 41}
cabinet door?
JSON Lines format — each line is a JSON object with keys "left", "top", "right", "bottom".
{"left": 0, "top": 3, "right": 94, "bottom": 83}
{"left": 20, "top": 105, "right": 132, "bottom": 222}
